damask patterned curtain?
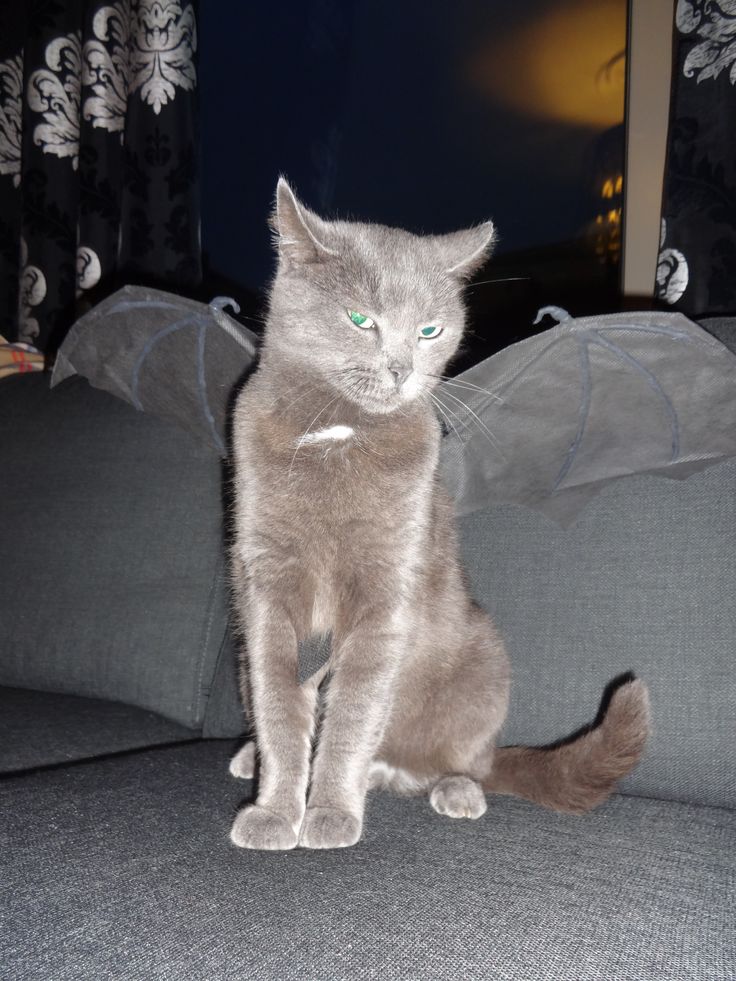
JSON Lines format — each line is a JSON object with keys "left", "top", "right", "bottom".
{"left": 0, "top": 0, "right": 201, "bottom": 354}
{"left": 656, "top": 1, "right": 736, "bottom": 314}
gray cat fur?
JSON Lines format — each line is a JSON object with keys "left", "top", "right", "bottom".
{"left": 227, "top": 178, "right": 650, "bottom": 850}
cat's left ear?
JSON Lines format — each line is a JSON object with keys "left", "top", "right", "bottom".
{"left": 434, "top": 221, "right": 496, "bottom": 280}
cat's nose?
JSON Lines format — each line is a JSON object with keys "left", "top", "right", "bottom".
{"left": 388, "top": 362, "right": 412, "bottom": 388}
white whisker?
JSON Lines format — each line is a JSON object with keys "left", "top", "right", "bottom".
{"left": 426, "top": 373, "right": 504, "bottom": 404}
{"left": 288, "top": 393, "right": 342, "bottom": 479}
{"left": 276, "top": 383, "right": 325, "bottom": 417}
{"left": 465, "top": 276, "right": 530, "bottom": 289}
{"left": 440, "top": 389, "right": 507, "bottom": 460}
{"left": 439, "top": 377, "right": 504, "bottom": 404}
{"left": 428, "top": 392, "right": 464, "bottom": 443}
{"left": 429, "top": 391, "right": 468, "bottom": 437}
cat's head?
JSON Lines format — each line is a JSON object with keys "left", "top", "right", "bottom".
{"left": 266, "top": 178, "right": 495, "bottom": 415}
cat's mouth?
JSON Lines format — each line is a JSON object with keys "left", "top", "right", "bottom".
{"left": 337, "top": 367, "right": 422, "bottom": 415}
{"left": 344, "top": 379, "right": 421, "bottom": 415}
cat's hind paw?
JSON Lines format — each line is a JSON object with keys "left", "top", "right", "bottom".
{"left": 228, "top": 741, "right": 256, "bottom": 780}
{"left": 298, "top": 806, "right": 362, "bottom": 849}
{"left": 430, "top": 775, "right": 487, "bottom": 819}
{"left": 230, "top": 805, "right": 298, "bottom": 850}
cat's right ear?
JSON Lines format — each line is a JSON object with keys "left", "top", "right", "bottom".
{"left": 270, "top": 177, "right": 336, "bottom": 266}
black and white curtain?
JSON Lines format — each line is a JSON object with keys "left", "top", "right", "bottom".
{"left": 657, "top": 1, "right": 736, "bottom": 315}
{"left": 0, "top": 0, "right": 201, "bottom": 354}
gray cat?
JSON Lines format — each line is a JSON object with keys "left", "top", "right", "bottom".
{"left": 227, "top": 178, "right": 650, "bottom": 850}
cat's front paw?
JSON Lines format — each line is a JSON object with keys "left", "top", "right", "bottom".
{"left": 228, "top": 741, "right": 256, "bottom": 780}
{"left": 298, "top": 806, "right": 362, "bottom": 849}
{"left": 230, "top": 805, "right": 298, "bottom": 850}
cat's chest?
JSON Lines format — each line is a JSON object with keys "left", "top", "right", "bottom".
{"left": 290, "top": 421, "right": 377, "bottom": 482}
{"left": 252, "top": 419, "right": 428, "bottom": 545}
{"left": 290, "top": 427, "right": 386, "bottom": 520}
{"left": 245, "top": 401, "right": 438, "bottom": 522}
{"left": 297, "top": 424, "right": 356, "bottom": 452}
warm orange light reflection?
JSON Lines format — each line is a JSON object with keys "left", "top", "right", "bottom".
{"left": 593, "top": 172, "right": 623, "bottom": 263}
{"left": 468, "top": 0, "right": 626, "bottom": 128}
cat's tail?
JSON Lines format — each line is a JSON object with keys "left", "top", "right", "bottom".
{"left": 482, "top": 677, "right": 650, "bottom": 814}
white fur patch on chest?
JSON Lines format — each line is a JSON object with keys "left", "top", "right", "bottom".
{"left": 298, "top": 424, "right": 354, "bottom": 446}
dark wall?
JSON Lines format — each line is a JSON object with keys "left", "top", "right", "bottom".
{"left": 199, "top": 0, "right": 626, "bottom": 359}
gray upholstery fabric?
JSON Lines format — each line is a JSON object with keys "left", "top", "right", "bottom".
{"left": 0, "top": 686, "right": 195, "bottom": 772}
{"left": 701, "top": 316, "right": 736, "bottom": 353}
{"left": 459, "top": 459, "right": 736, "bottom": 811}
{"left": 0, "top": 374, "right": 229, "bottom": 729}
{"left": 1, "top": 740, "right": 733, "bottom": 981}
{"left": 201, "top": 628, "right": 246, "bottom": 738}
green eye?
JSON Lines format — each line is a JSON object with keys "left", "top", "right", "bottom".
{"left": 347, "top": 309, "right": 375, "bottom": 330}
{"left": 419, "top": 324, "right": 442, "bottom": 339}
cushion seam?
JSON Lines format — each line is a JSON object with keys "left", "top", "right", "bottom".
{"left": 192, "top": 554, "right": 224, "bottom": 728}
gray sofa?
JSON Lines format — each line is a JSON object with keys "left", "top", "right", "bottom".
{"left": 2, "top": 367, "right": 734, "bottom": 981}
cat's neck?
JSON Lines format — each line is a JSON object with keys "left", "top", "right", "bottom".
{"left": 253, "top": 355, "right": 437, "bottom": 449}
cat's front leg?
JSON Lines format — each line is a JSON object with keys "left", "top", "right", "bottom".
{"left": 230, "top": 588, "right": 315, "bottom": 851}
{"left": 299, "top": 615, "right": 402, "bottom": 849}
{"left": 229, "top": 740, "right": 256, "bottom": 779}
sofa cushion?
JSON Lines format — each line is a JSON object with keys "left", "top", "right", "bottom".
{"left": 0, "top": 374, "right": 230, "bottom": 729}
{"left": 701, "top": 315, "right": 736, "bottom": 353}
{"left": 459, "top": 459, "right": 736, "bottom": 811}
{"left": 1, "top": 740, "right": 733, "bottom": 980}
{"left": 0, "top": 686, "right": 196, "bottom": 773}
